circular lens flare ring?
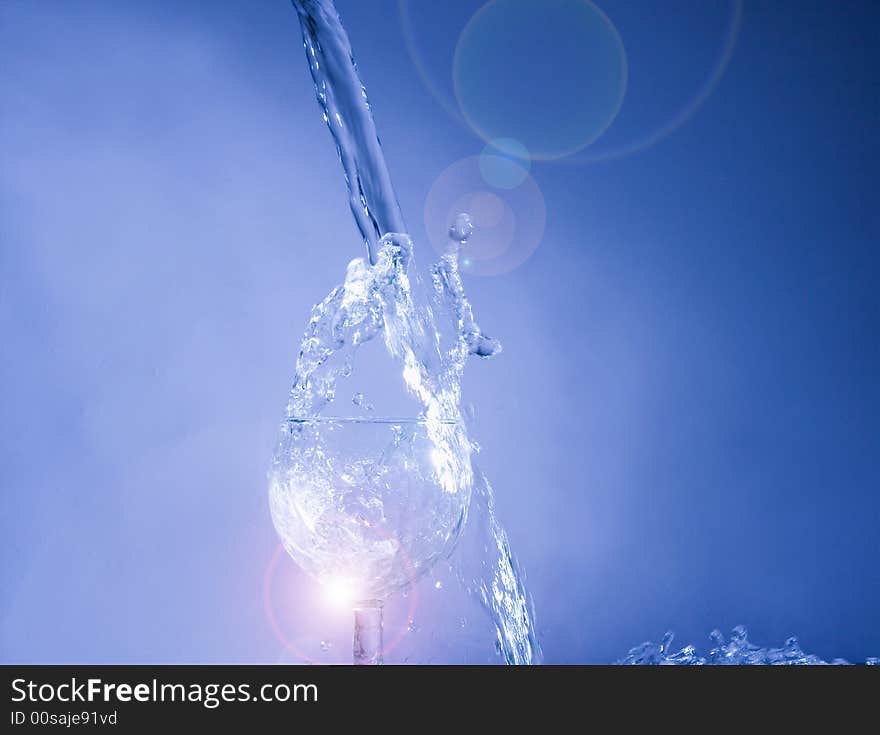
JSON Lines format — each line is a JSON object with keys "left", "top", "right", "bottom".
{"left": 479, "top": 138, "right": 531, "bottom": 189}
{"left": 424, "top": 156, "right": 546, "bottom": 276}
{"left": 452, "top": 0, "right": 628, "bottom": 160}
{"left": 398, "top": 0, "right": 744, "bottom": 165}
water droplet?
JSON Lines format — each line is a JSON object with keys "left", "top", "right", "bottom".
{"left": 424, "top": 156, "right": 546, "bottom": 275}
{"left": 340, "top": 356, "right": 353, "bottom": 377}
{"left": 448, "top": 212, "right": 474, "bottom": 244}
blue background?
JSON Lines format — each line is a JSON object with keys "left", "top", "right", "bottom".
{"left": 1, "top": 0, "right": 877, "bottom": 663}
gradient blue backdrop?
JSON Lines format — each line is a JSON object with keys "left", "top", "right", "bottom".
{"left": 1, "top": 0, "right": 877, "bottom": 663}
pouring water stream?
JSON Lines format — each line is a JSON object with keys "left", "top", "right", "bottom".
{"left": 270, "top": 0, "right": 539, "bottom": 664}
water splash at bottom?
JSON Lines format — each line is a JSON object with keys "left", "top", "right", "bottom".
{"left": 618, "top": 626, "right": 879, "bottom": 665}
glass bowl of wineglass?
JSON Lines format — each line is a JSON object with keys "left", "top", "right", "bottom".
{"left": 268, "top": 415, "right": 473, "bottom": 663}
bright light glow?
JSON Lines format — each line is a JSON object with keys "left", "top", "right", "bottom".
{"left": 324, "top": 576, "right": 357, "bottom": 607}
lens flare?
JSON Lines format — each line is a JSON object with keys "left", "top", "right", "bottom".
{"left": 398, "top": 0, "right": 743, "bottom": 165}
{"left": 479, "top": 138, "right": 531, "bottom": 189}
{"left": 452, "top": 0, "right": 627, "bottom": 160}
{"left": 263, "top": 543, "right": 420, "bottom": 664}
{"left": 424, "top": 156, "right": 546, "bottom": 276}
{"left": 324, "top": 576, "right": 358, "bottom": 607}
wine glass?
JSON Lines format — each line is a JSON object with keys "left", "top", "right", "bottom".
{"left": 268, "top": 415, "right": 473, "bottom": 663}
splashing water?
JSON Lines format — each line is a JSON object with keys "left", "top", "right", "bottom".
{"left": 271, "top": 0, "right": 539, "bottom": 663}
{"left": 618, "top": 626, "right": 877, "bottom": 665}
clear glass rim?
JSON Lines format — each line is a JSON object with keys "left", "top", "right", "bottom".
{"left": 286, "top": 416, "right": 460, "bottom": 425}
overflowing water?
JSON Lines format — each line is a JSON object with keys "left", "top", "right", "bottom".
{"left": 269, "top": 0, "right": 539, "bottom": 663}
{"left": 619, "top": 626, "right": 879, "bottom": 665}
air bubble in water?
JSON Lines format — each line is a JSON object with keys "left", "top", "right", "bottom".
{"left": 352, "top": 392, "right": 374, "bottom": 411}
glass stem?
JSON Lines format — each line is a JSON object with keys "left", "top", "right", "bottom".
{"left": 353, "top": 601, "right": 383, "bottom": 665}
